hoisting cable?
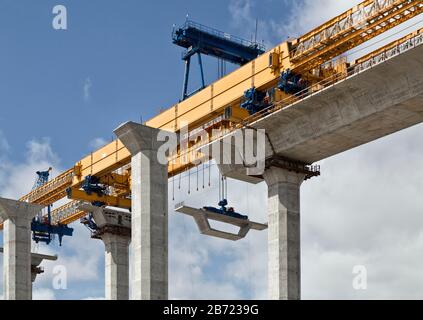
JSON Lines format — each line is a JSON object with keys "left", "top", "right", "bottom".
{"left": 172, "top": 154, "right": 175, "bottom": 201}
{"left": 188, "top": 168, "right": 191, "bottom": 194}
{"left": 196, "top": 166, "right": 199, "bottom": 191}
{"left": 202, "top": 161, "right": 205, "bottom": 189}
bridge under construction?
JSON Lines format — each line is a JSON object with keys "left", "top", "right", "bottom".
{"left": 0, "top": 0, "right": 422, "bottom": 300}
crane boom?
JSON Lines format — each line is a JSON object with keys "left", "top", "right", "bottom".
{"left": 291, "top": 0, "right": 422, "bottom": 71}
{"left": 3, "top": 0, "right": 421, "bottom": 230}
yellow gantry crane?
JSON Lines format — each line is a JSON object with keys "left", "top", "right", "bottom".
{"left": 0, "top": 0, "right": 422, "bottom": 231}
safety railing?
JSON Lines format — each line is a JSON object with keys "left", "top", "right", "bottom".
{"left": 174, "top": 19, "right": 266, "bottom": 51}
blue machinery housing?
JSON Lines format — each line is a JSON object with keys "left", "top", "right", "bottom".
{"left": 172, "top": 19, "right": 265, "bottom": 101}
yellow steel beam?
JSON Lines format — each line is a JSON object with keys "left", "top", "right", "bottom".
{"left": 19, "top": 168, "right": 74, "bottom": 206}
{"left": 50, "top": 200, "right": 87, "bottom": 226}
{"left": 66, "top": 187, "right": 131, "bottom": 209}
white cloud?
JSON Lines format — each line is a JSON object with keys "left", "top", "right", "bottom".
{"left": 83, "top": 77, "right": 92, "bottom": 102}
{"left": 33, "top": 223, "right": 104, "bottom": 288}
{"left": 89, "top": 137, "right": 108, "bottom": 150}
{"left": 300, "top": 124, "right": 423, "bottom": 299}
{"left": 33, "top": 288, "right": 56, "bottom": 300}
{"left": 0, "top": 138, "right": 60, "bottom": 199}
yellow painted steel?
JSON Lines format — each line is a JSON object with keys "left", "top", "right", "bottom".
{"left": 12, "top": 0, "right": 422, "bottom": 228}
{"left": 19, "top": 168, "right": 74, "bottom": 206}
{"left": 355, "top": 27, "right": 423, "bottom": 64}
{"left": 67, "top": 187, "right": 132, "bottom": 209}
{"left": 291, "top": 0, "right": 423, "bottom": 70}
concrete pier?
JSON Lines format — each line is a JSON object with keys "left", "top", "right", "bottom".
{"left": 1, "top": 248, "right": 58, "bottom": 300}
{"left": 102, "top": 233, "right": 130, "bottom": 300}
{"left": 81, "top": 205, "right": 131, "bottom": 300}
{"left": 263, "top": 167, "right": 305, "bottom": 300}
{"left": 0, "top": 198, "right": 42, "bottom": 300}
{"left": 114, "top": 122, "right": 169, "bottom": 300}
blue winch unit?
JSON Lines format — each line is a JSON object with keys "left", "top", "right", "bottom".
{"left": 240, "top": 87, "right": 269, "bottom": 115}
{"left": 203, "top": 199, "right": 248, "bottom": 220}
{"left": 278, "top": 68, "right": 307, "bottom": 95}
{"left": 82, "top": 175, "right": 107, "bottom": 197}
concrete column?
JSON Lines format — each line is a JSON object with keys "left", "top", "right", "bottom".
{"left": 80, "top": 204, "right": 131, "bottom": 300}
{"left": 263, "top": 167, "right": 305, "bottom": 300}
{"left": 0, "top": 198, "right": 42, "bottom": 300}
{"left": 114, "top": 122, "right": 169, "bottom": 300}
{"left": 102, "top": 233, "right": 130, "bottom": 300}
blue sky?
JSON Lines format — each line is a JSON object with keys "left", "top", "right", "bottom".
{"left": 0, "top": 0, "right": 291, "bottom": 166}
{"left": 1, "top": 0, "right": 423, "bottom": 300}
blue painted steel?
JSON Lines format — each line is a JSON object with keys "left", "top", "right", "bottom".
{"left": 82, "top": 175, "right": 107, "bottom": 197}
{"left": 31, "top": 220, "right": 74, "bottom": 246}
{"left": 197, "top": 52, "right": 205, "bottom": 89}
{"left": 182, "top": 56, "right": 191, "bottom": 101}
{"left": 277, "top": 69, "right": 308, "bottom": 94}
{"left": 203, "top": 199, "right": 248, "bottom": 220}
{"left": 240, "top": 87, "right": 269, "bottom": 115}
{"left": 172, "top": 20, "right": 265, "bottom": 65}
{"left": 173, "top": 19, "right": 265, "bottom": 101}
{"left": 30, "top": 168, "right": 74, "bottom": 246}
{"left": 33, "top": 168, "right": 51, "bottom": 189}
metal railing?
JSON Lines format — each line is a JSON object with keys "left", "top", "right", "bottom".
{"left": 237, "top": 27, "right": 423, "bottom": 130}
{"left": 19, "top": 169, "right": 74, "bottom": 205}
{"left": 50, "top": 200, "right": 84, "bottom": 225}
{"left": 174, "top": 19, "right": 266, "bottom": 51}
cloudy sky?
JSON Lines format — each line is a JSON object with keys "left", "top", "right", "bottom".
{"left": 1, "top": 0, "right": 423, "bottom": 299}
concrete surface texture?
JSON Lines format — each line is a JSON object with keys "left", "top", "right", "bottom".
{"left": 0, "top": 198, "right": 43, "bottom": 300}
{"left": 263, "top": 168, "right": 305, "bottom": 300}
{"left": 102, "top": 233, "right": 130, "bottom": 300}
{"left": 255, "top": 44, "right": 423, "bottom": 164}
{"left": 115, "top": 122, "right": 169, "bottom": 300}
{"left": 82, "top": 205, "right": 132, "bottom": 300}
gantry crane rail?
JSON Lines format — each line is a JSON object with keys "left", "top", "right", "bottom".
{"left": 1, "top": 0, "right": 421, "bottom": 231}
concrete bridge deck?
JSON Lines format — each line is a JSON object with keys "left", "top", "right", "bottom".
{"left": 255, "top": 43, "right": 423, "bottom": 164}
